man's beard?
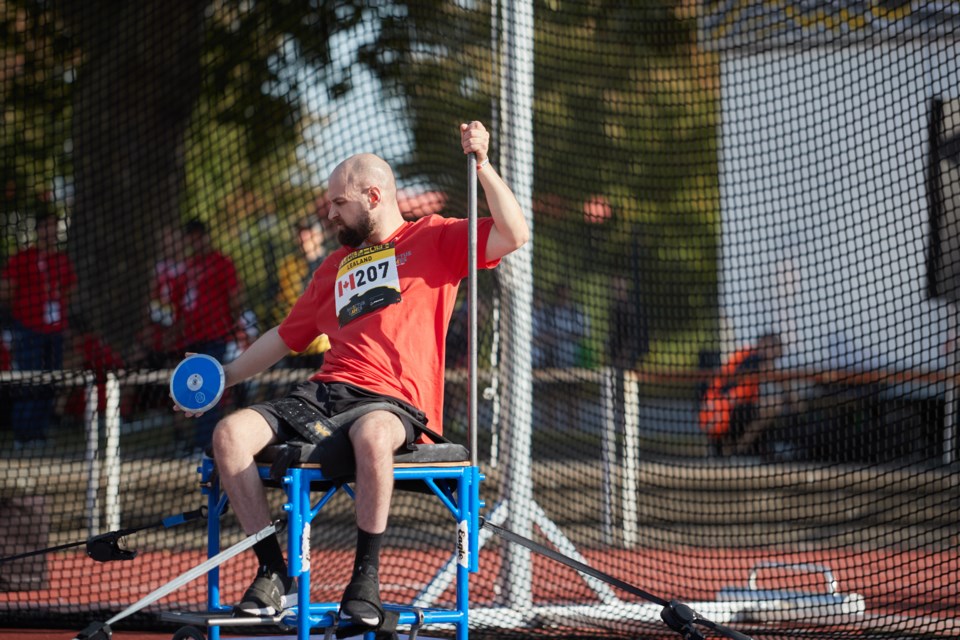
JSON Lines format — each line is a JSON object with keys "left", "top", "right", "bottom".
{"left": 337, "top": 213, "right": 374, "bottom": 247}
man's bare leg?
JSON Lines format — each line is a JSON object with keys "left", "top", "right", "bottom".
{"left": 340, "top": 410, "right": 406, "bottom": 627}
{"left": 212, "top": 408, "right": 279, "bottom": 533}
{"left": 211, "top": 408, "right": 292, "bottom": 615}
{"left": 351, "top": 411, "right": 407, "bottom": 532}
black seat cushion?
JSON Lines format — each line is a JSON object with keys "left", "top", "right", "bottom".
{"left": 254, "top": 441, "right": 469, "bottom": 467}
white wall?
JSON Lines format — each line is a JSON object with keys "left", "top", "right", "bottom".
{"left": 718, "top": 40, "right": 960, "bottom": 377}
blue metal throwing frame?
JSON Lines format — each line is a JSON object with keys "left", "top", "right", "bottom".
{"left": 197, "top": 452, "right": 482, "bottom": 640}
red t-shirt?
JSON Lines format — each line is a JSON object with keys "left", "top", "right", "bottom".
{"left": 1, "top": 247, "right": 77, "bottom": 334}
{"left": 64, "top": 333, "right": 127, "bottom": 418}
{"left": 279, "top": 215, "right": 500, "bottom": 433}
{"left": 147, "top": 258, "right": 186, "bottom": 352}
{"left": 181, "top": 251, "right": 239, "bottom": 343}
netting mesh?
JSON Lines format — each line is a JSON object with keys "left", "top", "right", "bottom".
{"left": 1, "top": 0, "right": 959, "bottom": 638}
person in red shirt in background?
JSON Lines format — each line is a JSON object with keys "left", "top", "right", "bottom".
{"left": 179, "top": 218, "right": 242, "bottom": 452}
{"left": 0, "top": 213, "right": 77, "bottom": 450}
{"left": 130, "top": 225, "right": 187, "bottom": 414}
{"left": 141, "top": 224, "right": 187, "bottom": 369}
{"left": 63, "top": 316, "right": 129, "bottom": 425}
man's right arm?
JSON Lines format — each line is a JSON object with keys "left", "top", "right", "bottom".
{"left": 222, "top": 325, "right": 291, "bottom": 388}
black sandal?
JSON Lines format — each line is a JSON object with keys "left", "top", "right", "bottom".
{"left": 339, "top": 568, "right": 384, "bottom": 629}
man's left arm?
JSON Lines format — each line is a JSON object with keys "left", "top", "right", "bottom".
{"left": 460, "top": 121, "right": 530, "bottom": 262}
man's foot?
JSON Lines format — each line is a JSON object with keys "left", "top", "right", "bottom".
{"left": 339, "top": 566, "right": 383, "bottom": 628}
{"left": 236, "top": 565, "right": 297, "bottom": 616}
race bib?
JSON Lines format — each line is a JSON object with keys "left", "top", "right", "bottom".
{"left": 335, "top": 243, "right": 402, "bottom": 327}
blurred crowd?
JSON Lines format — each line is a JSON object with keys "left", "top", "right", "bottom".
{"left": 0, "top": 214, "right": 334, "bottom": 453}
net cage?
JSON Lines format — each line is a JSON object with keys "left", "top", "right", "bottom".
{"left": 0, "top": 0, "right": 958, "bottom": 638}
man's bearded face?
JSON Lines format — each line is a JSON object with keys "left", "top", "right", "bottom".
{"left": 337, "top": 210, "right": 374, "bottom": 247}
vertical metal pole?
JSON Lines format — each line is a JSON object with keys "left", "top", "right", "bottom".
{"left": 84, "top": 374, "right": 100, "bottom": 536}
{"left": 600, "top": 367, "right": 616, "bottom": 545}
{"left": 499, "top": 0, "right": 536, "bottom": 612}
{"left": 468, "top": 153, "right": 479, "bottom": 467}
{"left": 104, "top": 373, "right": 122, "bottom": 532}
{"left": 487, "top": 296, "right": 502, "bottom": 467}
{"left": 945, "top": 303, "right": 957, "bottom": 465}
{"left": 622, "top": 371, "right": 640, "bottom": 549}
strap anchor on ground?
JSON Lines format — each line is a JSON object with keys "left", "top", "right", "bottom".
{"left": 69, "top": 521, "right": 281, "bottom": 640}
{"left": 0, "top": 505, "right": 208, "bottom": 565}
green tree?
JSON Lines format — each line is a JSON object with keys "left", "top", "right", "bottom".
{"left": 0, "top": 0, "right": 78, "bottom": 255}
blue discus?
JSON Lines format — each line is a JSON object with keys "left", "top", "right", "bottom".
{"left": 170, "top": 354, "right": 225, "bottom": 413}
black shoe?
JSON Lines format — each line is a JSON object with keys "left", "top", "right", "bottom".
{"left": 236, "top": 565, "right": 297, "bottom": 616}
{"left": 339, "top": 566, "right": 383, "bottom": 628}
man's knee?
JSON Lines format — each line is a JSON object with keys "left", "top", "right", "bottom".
{"left": 212, "top": 409, "right": 276, "bottom": 459}
{"left": 349, "top": 412, "right": 406, "bottom": 458}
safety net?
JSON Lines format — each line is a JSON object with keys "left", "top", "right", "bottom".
{"left": 1, "top": 0, "right": 958, "bottom": 638}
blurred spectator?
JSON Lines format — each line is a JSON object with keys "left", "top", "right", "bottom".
{"left": 0, "top": 330, "right": 10, "bottom": 372}
{"left": 699, "top": 332, "right": 793, "bottom": 457}
{"left": 0, "top": 318, "right": 11, "bottom": 431}
{"left": 0, "top": 213, "right": 77, "bottom": 449}
{"left": 275, "top": 217, "right": 329, "bottom": 370}
{"left": 606, "top": 276, "right": 649, "bottom": 440}
{"left": 179, "top": 218, "right": 242, "bottom": 452}
{"left": 607, "top": 276, "right": 648, "bottom": 370}
{"left": 533, "top": 284, "right": 590, "bottom": 432}
{"left": 63, "top": 316, "right": 130, "bottom": 424}
{"left": 533, "top": 284, "right": 589, "bottom": 369}
{"left": 140, "top": 225, "right": 187, "bottom": 369}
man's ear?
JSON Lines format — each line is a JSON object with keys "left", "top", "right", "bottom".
{"left": 368, "top": 186, "right": 381, "bottom": 206}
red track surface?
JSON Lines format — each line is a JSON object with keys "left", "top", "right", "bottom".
{"left": 1, "top": 545, "right": 958, "bottom": 637}
{"left": 2, "top": 545, "right": 957, "bottom": 610}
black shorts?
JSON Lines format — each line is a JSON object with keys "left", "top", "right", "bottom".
{"left": 249, "top": 380, "right": 433, "bottom": 479}
{"left": 251, "top": 379, "right": 429, "bottom": 444}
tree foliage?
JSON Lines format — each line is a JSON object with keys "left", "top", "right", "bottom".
{"left": 0, "top": 0, "right": 78, "bottom": 254}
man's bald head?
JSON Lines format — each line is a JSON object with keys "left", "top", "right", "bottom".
{"left": 330, "top": 153, "right": 398, "bottom": 204}
{"left": 327, "top": 153, "right": 405, "bottom": 246}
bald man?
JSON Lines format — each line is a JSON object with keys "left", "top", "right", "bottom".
{"left": 183, "top": 122, "right": 528, "bottom": 627}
